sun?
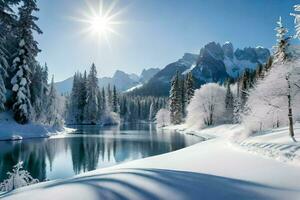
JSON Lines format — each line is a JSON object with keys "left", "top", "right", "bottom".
{"left": 73, "top": 0, "right": 125, "bottom": 45}
{"left": 89, "top": 16, "right": 112, "bottom": 35}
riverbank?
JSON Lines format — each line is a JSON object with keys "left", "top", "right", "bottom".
{"left": 1, "top": 124, "right": 300, "bottom": 199}
{"left": 0, "top": 112, "right": 75, "bottom": 141}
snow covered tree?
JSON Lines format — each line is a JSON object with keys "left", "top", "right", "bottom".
{"left": 79, "top": 71, "right": 87, "bottom": 122}
{"left": 107, "top": 84, "right": 113, "bottom": 110}
{"left": 0, "top": 44, "right": 8, "bottom": 111}
{"left": 101, "top": 87, "right": 106, "bottom": 111}
{"left": 112, "top": 85, "right": 119, "bottom": 113}
{"left": 185, "top": 72, "right": 195, "bottom": 105}
{"left": 0, "top": 161, "right": 39, "bottom": 192}
{"left": 273, "top": 17, "right": 291, "bottom": 64}
{"left": 30, "top": 63, "right": 48, "bottom": 121}
{"left": 186, "top": 83, "right": 226, "bottom": 129}
{"left": 243, "top": 17, "right": 299, "bottom": 141}
{"left": 9, "top": 0, "right": 42, "bottom": 124}
{"left": 45, "top": 75, "right": 63, "bottom": 127}
{"left": 85, "top": 63, "right": 99, "bottom": 124}
{"left": 155, "top": 108, "right": 170, "bottom": 128}
{"left": 291, "top": 5, "right": 300, "bottom": 39}
{"left": 180, "top": 78, "right": 186, "bottom": 118}
{"left": 225, "top": 83, "right": 234, "bottom": 123}
{"left": 169, "top": 71, "right": 182, "bottom": 124}
{"left": 10, "top": 40, "right": 32, "bottom": 124}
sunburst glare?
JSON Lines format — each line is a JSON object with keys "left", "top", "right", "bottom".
{"left": 73, "top": 0, "right": 125, "bottom": 47}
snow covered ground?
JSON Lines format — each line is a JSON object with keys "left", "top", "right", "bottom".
{"left": 1, "top": 124, "right": 300, "bottom": 200}
{"left": 0, "top": 112, "right": 75, "bottom": 141}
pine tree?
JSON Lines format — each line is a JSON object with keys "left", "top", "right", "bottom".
{"left": 273, "top": 17, "right": 291, "bottom": 64}
{"left": 79, "top": 70, "right": 87, "bottom": 123}
{"left": 185, "top": 72, "right": 194, "bottom": 105}
{"left": 0, "top": 42, "right": 8, "bottom": 111}
{"left": 46, "top": 75, "right": 62, "bottom": 127}
{"left": 180, "top": 78, "right": 186, "bottom": 118}
{"left": 112, "top": 85, "right": 118, "bottom": 113}
{"left": 101, "top": 87, "right": 106, "bottom": 111}
{"left": 68, "top": 72, "right": 81, "bottom": 124}
{"left": 10, "top": 40, "right": 32, "bottom": 124}
{"left": 10, "top": 0, "right": 42, "bottom": 124}
{"left": 169, "top": 71, "right": 182, "bottom": 124}
{"left": 107, "top": 84, "right": 112, "bottom": 110}
{"left": 85, "top": 63, "right": 99, "bottom": 124}
{"left": 225, "top": 83, "right": 234, "bottom": 123}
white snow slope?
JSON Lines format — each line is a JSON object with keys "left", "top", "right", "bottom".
{"left": 0, "top": 112, "right": 74, "bottom": 141}
{"left": 1, "top": 124, "right": 300, "bottom": 200}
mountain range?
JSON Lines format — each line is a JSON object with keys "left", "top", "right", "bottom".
{"left": 55, "top": 41, "right": 270, "bottom": 96}
{"left": 54, "top": 68, "right": 160, "bottom": 94}
{"left": 130, "top": 41, "right": 270, "bottom": 96}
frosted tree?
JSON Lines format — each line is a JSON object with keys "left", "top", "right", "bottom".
{"left": 107, "top": 84, "right": 113, "bottom": 110}
{"left": 85, "top": 63, "right": 99, "bottom": 124}
{"left": 68, "top": 73, "right": 81, "bottom": 124}
{"left": 169, "top": 71, "right": 182, "bottom": 124}
{"left": 10, "top": 0, "right": 42, "bottom": 124}
{"left": 112, "top": 85, "right": 119, "bottom": 113}
{"left": 149, "top": 101, "right": 158, "bottom": 122}
{"left": 79, "top": 71, "right": 87, "bottom": 123}
{"left": 45, "top": 75, "right": 63, "bottom": 128}
{"left": 0, "top": 46, "right": 7, "bottom": 111}
{"left": 225, "top": 83, "right": 234, "bottom": 123}
{"left": 101, "top": 87, "right": 106, "bottom": 111}
{"left": 30, "top": 63, "right": 49, "bottom": 121}
{"left": 0, "top": 161, "right": 39, "bottom": 192}
{"left": 291, "top": 5, "right": 300, "bottom": 39}
{"left": 186, "top": 72, "right": 195, "bottom": 104}
{"left": 180, "top": 78, "right": 186, "bottom": 118}
{"left": 273, "top": 17, "right": 291, "bottom": 63}
{"left": 186, "top": 83, "right": 226, "bottom": 129}
{"left": 155, "top": 108, "right": 171, "bottom": 127}
{"left": 243, "top": 17, "right": 299, "bottom": 140}
{"left": 10, "top": 40, "right": 32, "bottom": 124}
{"left": 233, "top": 96, "right": 242, "bottom": 124}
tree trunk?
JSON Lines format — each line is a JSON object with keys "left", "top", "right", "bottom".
{"left": 287, "top": 76, "right": 295, "bottom": 141}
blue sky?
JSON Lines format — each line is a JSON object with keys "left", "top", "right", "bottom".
{"left": 36, "top": 0, "right": 298, "bottom": 81}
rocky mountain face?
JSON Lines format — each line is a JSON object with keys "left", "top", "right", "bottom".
{"left": 139, "top": 68, "right": 160, "bottom": 83}
{"left": 131, "top": 41, "right": 270, "bottom": 96}
{"left": 54, "top": 68, "right": 160, "bottom": 94}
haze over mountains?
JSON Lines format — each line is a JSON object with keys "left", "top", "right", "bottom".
{"left": 55, "top": 41, "right": 270, "bottom": 96}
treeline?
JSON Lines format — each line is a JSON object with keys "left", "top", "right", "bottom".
{"left": 66, "top": 64, "right": 167, "bottom": 125}
{"left": 0, "top": 0, "right": 63, "bottom": 126}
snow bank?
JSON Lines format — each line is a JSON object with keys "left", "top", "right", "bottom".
{"left": 235, "top": 124, "right": 300, "bottom": 165}
{"left": 2, "top": 124, "right": 300, "bottom": 199}
{"left": 0, "top": 112, "right": 75, "bottom": 141}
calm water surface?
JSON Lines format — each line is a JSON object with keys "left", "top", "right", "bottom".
{"left": 0, "top": 123, "right": 202, "bottom": 182}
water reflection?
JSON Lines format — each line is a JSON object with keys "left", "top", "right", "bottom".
{"left": 0, "top": 123, "right": 201, "bottom": 182}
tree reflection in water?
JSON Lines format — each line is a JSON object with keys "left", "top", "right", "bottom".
{"left": 0, "top": 123, "right": 201, "bottom": 182}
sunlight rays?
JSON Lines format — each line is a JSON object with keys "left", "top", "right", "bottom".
{"left": 72, "top": 0, "right": 127, "bottom": 48}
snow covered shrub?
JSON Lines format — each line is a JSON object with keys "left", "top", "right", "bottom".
{"left": 101, "top": 112, "right": 120, "bottom": 126}
{"left": 155, "top": 108, "right": 171, "bottom": 127}
{"left": 243, "top": 59, "right": 300, "bottom": 134}
{"left": 0, "top": 161, "right": 39, "bottom": 192}
{"left": 186, "top": 83, "right": 226, "bottom": 129}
